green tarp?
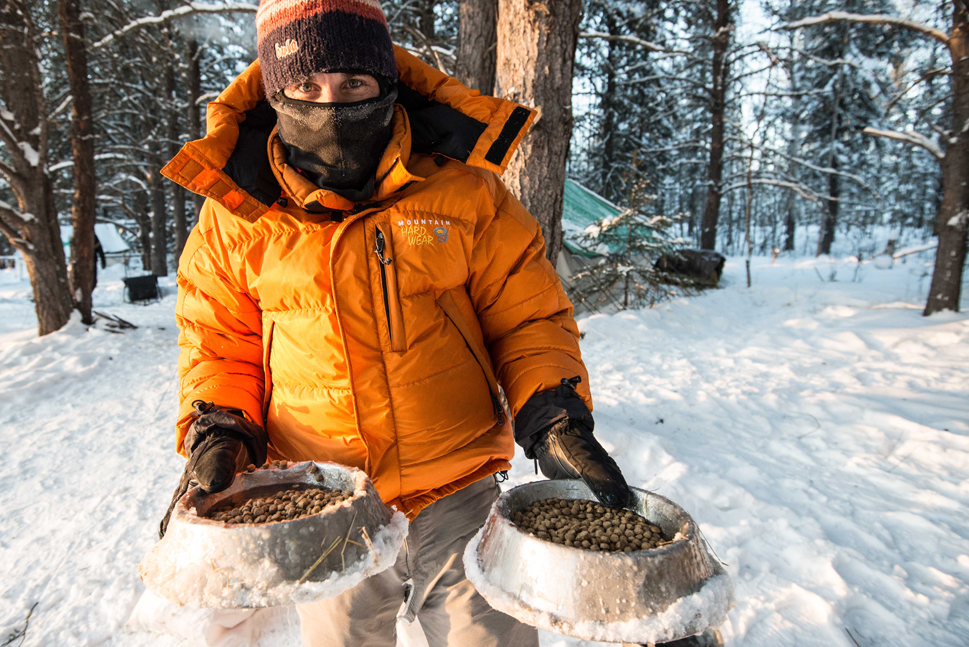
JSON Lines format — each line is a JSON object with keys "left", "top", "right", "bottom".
{"left": 561, "top": 180, "right": 621, "bottom": 257}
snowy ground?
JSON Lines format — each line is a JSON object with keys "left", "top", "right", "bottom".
{"left": 1, "top": 252, "right": 967, "bottom": 647}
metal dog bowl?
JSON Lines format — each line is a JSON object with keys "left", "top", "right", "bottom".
{"left": 463, "top": 480, "right": 733, "bottom": 644}
{"left": 140, "top": 461, "right": 408, "bottom": 609}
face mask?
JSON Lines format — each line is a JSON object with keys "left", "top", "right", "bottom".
{"left": 269, "top": 86, "right": 398, "bottom": 201}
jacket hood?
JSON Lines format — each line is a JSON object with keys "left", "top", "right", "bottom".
{"left": 162, "top": 47, "right": 537, "bottom": 222}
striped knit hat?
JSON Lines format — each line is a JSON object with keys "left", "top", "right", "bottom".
{"left": 256, "top": 0, "right": 398, "bottom": 99}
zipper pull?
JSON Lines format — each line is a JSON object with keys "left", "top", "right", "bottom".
{"left": 374, "top": 229, "right": 393, "bottom": 265}
{"left": 561, "top": 376, "right": 582, "bottom": 390}
{"left": 491, "top": 394, "right": 504, "bottom": 425}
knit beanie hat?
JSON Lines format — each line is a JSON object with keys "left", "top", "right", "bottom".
{"left": 256, "top": 0, "right": 399, "bottom": 99}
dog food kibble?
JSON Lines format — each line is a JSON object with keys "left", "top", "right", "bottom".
{"left": 206, "top": 486, "right": 352, "bottom": 524}
{"left": 512, "top": 498, "right": 671, "bottom": 552}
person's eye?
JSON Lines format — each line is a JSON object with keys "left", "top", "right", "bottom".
{"left": 298, "top": 81, "right": 316, "bottom": 93}
{"left": 346, "top": 78, "right": 364, "bottom": 90}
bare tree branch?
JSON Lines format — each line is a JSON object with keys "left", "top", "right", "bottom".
{"left": 0, "top": 116, "right": 26, "bottom": 167}
{"left": 0, "top": 197, "right": 31, "bottom": 223}
{"left": 862, "top": 127, "right": 944, "bottom": 161}
{"left": 579, "top": 31, "right": 694, "bottom": 58}
{"left": 784, "top": 12, "right": 950, "bottom": 47}
{"left": 0, "top": 159, "right": 27, "bottom": 202}
{"left": 93, "top": 2, "right": 258, "bottom": 50}
{"left": 0, "top": 208, "right": 24, "bottom": 245}
{"left": 767, "top": 146, "right": 878, "bottom": 196}
{"left": 723, "top": 178, "right": 820, "bottom": 202}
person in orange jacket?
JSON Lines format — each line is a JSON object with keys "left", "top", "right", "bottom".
{"left": 160, "top": 0, "right": 631, "bottom": 644}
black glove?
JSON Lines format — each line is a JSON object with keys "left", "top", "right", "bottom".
{"left": 515, "top": 377, "right": 633, "bottom": 509}
{"left": 159, "top": 401, "right": 269, "bottom": 538}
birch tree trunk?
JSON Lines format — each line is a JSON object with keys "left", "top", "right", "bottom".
{"left": 699, "top": 0, "right": 731, "bottom": 251}
{"left": 925, "top": 2, "right": 969, "bottom": 315}
{"left": 0, "top": 0, "right": 73, "bottom": 336}
{"left": 456, "top": 0, "right": 497, "bottom": 94}
{"left": 495, "top": 0, "right": 582, "bottom": 264}
{"left": 59, "top": 0, "right": 97, "bottom": 324}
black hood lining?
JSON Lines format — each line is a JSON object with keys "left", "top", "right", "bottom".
{"left": 221, "top": 86, "right": 493, "bottom": 208}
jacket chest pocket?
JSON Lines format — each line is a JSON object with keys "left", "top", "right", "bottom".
{"left": 371, "top": 222, "right": 407, "bottom": 352}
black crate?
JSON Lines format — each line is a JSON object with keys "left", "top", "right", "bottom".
{"left": 123, "top": 275, "right": 159, "bottom": 303}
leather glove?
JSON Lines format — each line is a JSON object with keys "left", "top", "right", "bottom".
{"left": 515, "top": 377, "right": 633, "bottom": 509}
{"left": 159, "top": 401, "right": 269, "bottom": 538}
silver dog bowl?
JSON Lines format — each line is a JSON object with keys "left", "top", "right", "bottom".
{"left": 463, "top": 480, "right": 733, "bottom": 644}
{"left": 140, "top": 461, "right": 408, "bottom": 609}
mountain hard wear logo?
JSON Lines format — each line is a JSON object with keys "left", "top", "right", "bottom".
{"left": 397, "top": 219, "right": 451, "bottom": 246}
{"left": 275, "top": 39, "right": 299, "bottom": 59}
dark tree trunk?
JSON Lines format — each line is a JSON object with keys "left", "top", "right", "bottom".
{"left": 17, "top": 178, "right": 73, "bottom": 335}
{"left": 418, "top": 0, "right": 435, "bottom": 40}
{"left": 784, "top": 196, "right": 797, "bottom": 251}
{"left": 598, "top": 9, "right": 619, "bottom": 200}
{"left": 699, "top": 0, "right": 731, "bottom": 251}
{"left": 818, "top": 41, "right": 845, "bottom": 257}
{"left": 133, "top": 191, "right": 152, "bottom": 271}
{"left": 784, "top": 30, "right": 801, "bottom": 252}
{"left": 0, "top": 0, "right": 73, "bottom": 336}
{"left": 149, "top": 157, "right": 168, "bottom": 276}
{"left": 187, "top": 37, "right": 205, "bottom": 218}
{"left": 925, "top": 3, "right": 969, "bottom": 315}
{"left": 163, "top": 59, "right": 188, "bottom": 260}
{"left": 172, "top": 185, "right": 187, "bottom": 261}
{"left": 496, "top": 0, "right": 582, "bottom": 264}
{"left": 818, "top": 159, "right": 839, "bottom": 256}
{"left": 59, "top": 0, "right": 97, "bottom": 324}
{"left": 456, "top": 0, "right": 497, "bottom": 94}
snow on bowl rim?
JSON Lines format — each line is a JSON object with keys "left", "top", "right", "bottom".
{"left": 139, "top": 461, "right": 408, "bottom": 609}
{"left": 463, "top": 480, "right": 734, "bottom": 644}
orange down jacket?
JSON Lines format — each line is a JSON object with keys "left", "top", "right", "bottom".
{"left": 163, "top": 47, "right": 592, "bottom": 518}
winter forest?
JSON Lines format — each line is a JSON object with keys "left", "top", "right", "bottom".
{"left": 1, "top": 0, "right": 967, "bottom": 334}
{"left": 1, "top": 1, "right": 969, "bottom": 647}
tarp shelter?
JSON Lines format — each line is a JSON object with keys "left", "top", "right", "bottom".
{"left": 557, "top": 180, "right": 626, "bottom": 315}
{"left": 560, "top": 179, "right": 623, "bottom": 260}
{"left": 61, "top": 224, "right": 130, "bottom": 266}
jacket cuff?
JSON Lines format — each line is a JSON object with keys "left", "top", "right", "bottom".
{"left": 513, "top": 378, "right": 594, "bottom": 459}
{"left": 184, "top": 403, "right": 269, "bottom": 467}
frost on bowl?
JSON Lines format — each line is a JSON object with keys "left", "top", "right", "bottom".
{"left": 139, "top": 461, "right": 408, "bottom": 609}
{"left": 463, "top": 480, "right": 734, "bottom": 644}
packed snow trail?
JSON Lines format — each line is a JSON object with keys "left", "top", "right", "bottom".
{"left": 0, "top": 255, "right": 967, "bottom": 647}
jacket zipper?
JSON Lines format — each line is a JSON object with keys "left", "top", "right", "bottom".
{"left": 373, "top": 226, "right": 406, "bottom": 352}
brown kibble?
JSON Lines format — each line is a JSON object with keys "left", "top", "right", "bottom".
{"left": 204, "top": 485, "right": 353, "bottom": 525}
{"left": 511, "top": 497, "right": 666, "bottom": 553}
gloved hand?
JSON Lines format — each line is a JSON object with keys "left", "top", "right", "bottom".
{"left": 515, "top": 377, "right": 633, "bottom": 509}
{"left": 159, "top": 401, "right": 269, "bottom": 538}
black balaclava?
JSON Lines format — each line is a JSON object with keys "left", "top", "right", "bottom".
{"left": 269, "top": 84, "right": 398, "bottom": 202}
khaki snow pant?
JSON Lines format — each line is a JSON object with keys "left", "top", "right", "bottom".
{"left": 296, "top": 475, "right": 539, "bottom": 647}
